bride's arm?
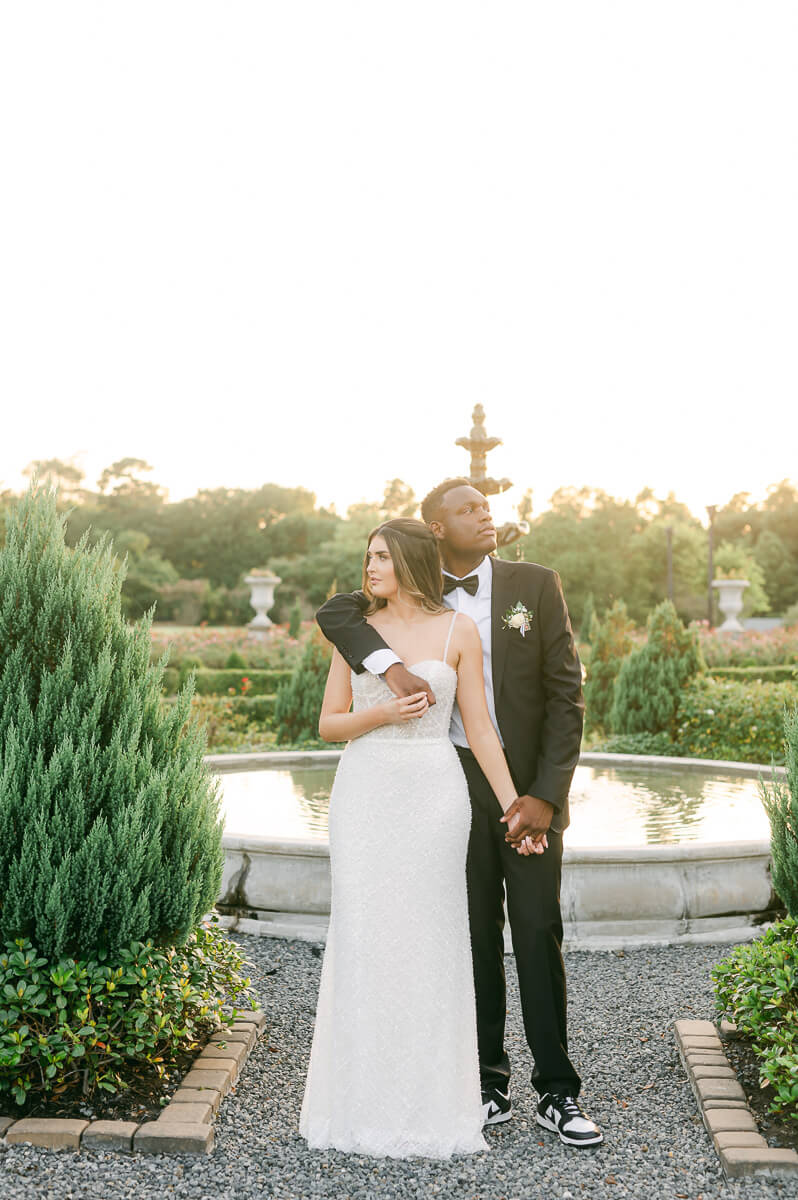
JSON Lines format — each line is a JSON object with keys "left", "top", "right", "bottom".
{"left": 318, "top": 646, "right": 428, "bottom": 742}
{"left": 453, "top": 619, "right": 519, "bottom": 818}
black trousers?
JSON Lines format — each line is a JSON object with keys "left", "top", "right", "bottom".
{"left": 457, "top": 746, "right": 581, "bottom": 1099}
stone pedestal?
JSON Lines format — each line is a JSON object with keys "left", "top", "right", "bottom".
{"left": 712, "top": 579, "right": 750, "bottom": 633}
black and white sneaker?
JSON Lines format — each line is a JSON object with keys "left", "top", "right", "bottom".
{"left": 482, "top": 1087, "right": 512, "bottom": 1126}
{"left": 536, "top": 1093, "right": 603, "bottom": 1146}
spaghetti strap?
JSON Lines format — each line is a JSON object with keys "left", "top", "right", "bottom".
{"left": 442, "top": 610, "right": 458, "bottom": 666}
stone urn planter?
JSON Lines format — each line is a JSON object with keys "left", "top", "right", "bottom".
{"left": 712, "top": 578, "right": 750, "bottom": 633}
{"left": 244, "top": 570, "right": 282, "bottom": 632}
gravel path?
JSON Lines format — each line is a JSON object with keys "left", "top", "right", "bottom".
{"left": 2, "top": 935, "right": 797, "bottom": 1200}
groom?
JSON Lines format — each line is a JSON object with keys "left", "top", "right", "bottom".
{"left": 316, "top": 478, "right": 602, "bottom": 1148}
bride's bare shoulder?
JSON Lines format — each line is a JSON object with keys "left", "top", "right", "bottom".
{"left": 450, "top": 611, "right": 479, "bottom": 643}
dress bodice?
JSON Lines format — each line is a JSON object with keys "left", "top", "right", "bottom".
{"left": 351, "top": 660, "right": 458, "bottom": 743}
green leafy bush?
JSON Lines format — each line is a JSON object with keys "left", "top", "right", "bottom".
{"left": 0, "top": 922, "right": 255, "bottom": 1108}
{"left": 273, "top": 631, "right": 332, "bottom": 745}
{"left": 675, "top": 677, "right": 791, "bottom": 765}
{"left": 762, "top": 705, "right": 798, "bottom": 915}
{"left": 713, "top": 919, "right": 798, "bottom": 1123}
{"left": 0, "top": 485, "right": 224, "bottom": 960}
{"left": 583, "top": 600, "right": 635, "bottom": 733}
{"left": 225, "top": 651, "right": 247, "bottom": 669}
{"left": 611, "top": 601, "right": 703, "bottom": 737}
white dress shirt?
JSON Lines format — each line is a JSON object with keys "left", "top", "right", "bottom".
{"left": 362, "top": 554, "right": 503, "bottom": 747}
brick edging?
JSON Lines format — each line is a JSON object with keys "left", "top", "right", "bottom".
{"left": 0, "top": 1010, "right": 266, "bottom": 1156}
{"left": 674, "top": 1018, "right": 798, "bottom": 1180}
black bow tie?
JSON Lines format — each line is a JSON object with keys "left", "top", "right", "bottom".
{"left": 443, "top": 574, "right": 479, "bottom": 597}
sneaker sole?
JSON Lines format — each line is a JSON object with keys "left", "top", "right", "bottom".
{"left": 536, "top": 1113, "right": 603, "bottom": 1147}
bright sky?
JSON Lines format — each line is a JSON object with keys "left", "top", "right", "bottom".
{"left": 1, "top": 2, "right": 796, "bottom": 529}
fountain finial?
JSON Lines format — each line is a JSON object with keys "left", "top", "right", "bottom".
{"left": 455, "top": 405, "right": 527, "bottom": 549}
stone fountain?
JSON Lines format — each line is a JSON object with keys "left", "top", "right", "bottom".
{"left": 456, "top": 404, "right": 528, "bottom": 548}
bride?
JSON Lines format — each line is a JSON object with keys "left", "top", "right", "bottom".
{"left": 299, "top": 518, "right": 543, "bottom": 1159}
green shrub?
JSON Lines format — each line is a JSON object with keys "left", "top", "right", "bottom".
{"left": 0, "top": 485, "right": 224, "bottom": 960}
{"left": 675, "top": 677, "right": 792, "bottom": 765}
{"left": 191, "top": 669, "right": 292, "bottom": 696}
{"left": 710, "top": 665, "right": 798, "bottom": 684}
{"left": 583, "top": 600, "right": 635, "bottom": 733}
{"left": 225, "top": 651, "right": 247, "bottom": 670}
{"left": 588, "top": 731, "right": 674, "bottom": 756}
{"left": 611, "top": 600, "right": 703, "bottom": 737}
{"left": 762, "top": 705, "right": 798, "bottom": 915}
{"left": 713, "top": 919, "right": 798, "bottom": 1123}
{"left": 273, "top": 631, "right": 332, "bottom": 745}
{"left": 579, "top": 592, "right": 596, "bottom": 643}
{"left": 0, "top": 922, "right": 255, "bottom": 1108}
{"left": 288, "top": 603, "right": 302, "bottom": 640}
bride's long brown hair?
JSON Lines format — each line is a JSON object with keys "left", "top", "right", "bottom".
{"left": 362, "top": 519, "right": 446, "bottom": 616}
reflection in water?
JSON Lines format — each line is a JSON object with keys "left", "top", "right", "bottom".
{"left": 218, "top": 762, "right": 771, "bottom": 848}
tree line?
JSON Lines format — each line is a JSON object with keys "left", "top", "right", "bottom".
{"left": 2, "top": 458, "right": 796, "bottom": 628}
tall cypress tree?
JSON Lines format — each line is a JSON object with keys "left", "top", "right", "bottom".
{"left": 583, "top": 600, "right": 634, "bottom": 733}
{"left": 762, "top": 707, "right": 798, "bottom": 916}
{"left": 0, "top": 485, "right": 224, "bottom": 960}
{"left": 610, "top": 600, "right": 704, "bottom": 737}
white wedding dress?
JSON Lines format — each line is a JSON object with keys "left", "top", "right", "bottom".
{"left": 299, "top": 615, "right": 487, "bottom": 1158}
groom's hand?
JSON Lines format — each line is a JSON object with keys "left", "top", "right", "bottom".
{"left": 501, "top": 794, "right": 554, "bottom": 845}
{"left": 383, "top": 663, "right": 437, "bottom": 706}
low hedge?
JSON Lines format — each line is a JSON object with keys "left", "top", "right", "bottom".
{"left": 713, "top": 918, "right": 798, "bottom": 1124}
{"left": 710, "top": 665, "right": 798, "bottom": 684}
{"left": 175, "top": 669, "right": 292, "bottom": 697}
{"left": 0, "top": 922, "right": 255, "bottom": 1109}
{"left": 231, "top": 695, "right": 276, "bottom": 722}
{"left": 674, "top": 676, "right": 794, "bottom": 765}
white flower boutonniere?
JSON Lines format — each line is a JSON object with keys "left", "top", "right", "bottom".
{"left": 502, "top": 601, "right": 534, "bottom": 637}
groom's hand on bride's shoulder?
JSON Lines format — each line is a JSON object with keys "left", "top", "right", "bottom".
{"left": 501, "top": 794, "right": 554, "bottom": 845}
{"left": 383, "top": 663, "right": 437, "bottom": 706}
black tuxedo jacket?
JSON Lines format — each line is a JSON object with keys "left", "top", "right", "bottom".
{"left": 315, "top": 557, "right": 584, "bottom": 833}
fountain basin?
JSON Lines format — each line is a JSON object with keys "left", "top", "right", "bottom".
{"left": 210, "top": 751, "right": 781, "bottom": 950}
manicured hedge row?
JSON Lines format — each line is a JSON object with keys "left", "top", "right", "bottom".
{"left": 161, "top": 669, "right": 292, "bottom": 697}
{"left": 192, "top": 669, "right": 291, "bottom": 696}
{"left": 161, "top": 695, "right": 276, "bottom": 721}
{"left": 709, "top": 665, "right": 798, "bottom": 683}
{"left": 675, "top": 677, "right": 796, "bottom": 765}
{"left": 230, "top": 695, "right": 276, "bottom": 721}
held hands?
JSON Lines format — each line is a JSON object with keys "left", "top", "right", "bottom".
{"left": 383, "top": 691, "right": 430, "bottom": 724}
{"left": 501, "top": 794, "right": 555, "bottom": 856}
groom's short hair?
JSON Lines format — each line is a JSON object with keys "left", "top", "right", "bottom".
{"left": 421, "top": 477, "right": 480, "bottom": 525}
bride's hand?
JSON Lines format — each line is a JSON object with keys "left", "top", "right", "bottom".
{"left": 382, "top": 692, "right": 430, "bottom": 724}
{"left": 516, "top": 834, "right": 548, "bottom": 857}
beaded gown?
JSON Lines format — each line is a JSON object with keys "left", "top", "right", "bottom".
{"left": 299, "top": 614, "right": 487, "bottom": 1158}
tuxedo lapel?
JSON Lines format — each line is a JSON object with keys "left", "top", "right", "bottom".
{"left": 490, "top": 558, "right": 515, "bottom": 706}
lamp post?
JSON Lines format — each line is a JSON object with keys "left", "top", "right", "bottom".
{"left": 706, "top": 505, "right": 717, "bottom": 626}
